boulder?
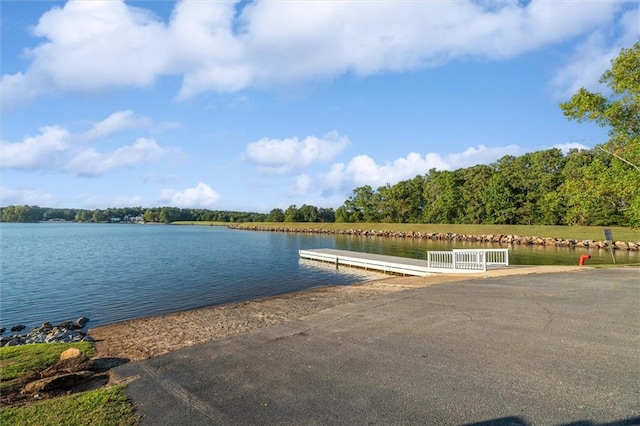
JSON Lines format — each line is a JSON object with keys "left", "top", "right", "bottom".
{"left": 40, "top": 355, "right": 93, "bottom": 378}
{"left": 25, "top": 371, "right": 94, "bottom": 393}
{"left": 74, "top": 317, "right": 90, "bottom": 329}
{"left": 3, "top": 338, "right": 25, "bottom": 346}
{"left": 59, "top": 347, "right": 82, "bottom": 360}
{"left": 615, "top": 241, "right": 629, "bottom": 250}
{"left": 56, "top": 321, "right": 73, "bottom": 329}
{"left": 10, "top": 324, "right": 25, "bottom": 332}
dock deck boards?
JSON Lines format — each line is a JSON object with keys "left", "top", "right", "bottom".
{"left": 299, "top": 248, "right": 432, "bottom": 276}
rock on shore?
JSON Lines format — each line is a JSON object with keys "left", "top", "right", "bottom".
{"left": 0, "top": 317, "right": 94, "bottom": 347}
{"left": 229, "top": 226, "right": 640, "bottom": 251}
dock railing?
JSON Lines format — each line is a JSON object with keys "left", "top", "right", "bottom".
{"left": 464, "top": 248, "right": 509, "bottom": 266}
{"left": 428, "top": 248, "right": 509, "bottom": 272}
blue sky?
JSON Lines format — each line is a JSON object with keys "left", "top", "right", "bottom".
{"left": 1, "top": 1, "right": 638, "bottom": 212}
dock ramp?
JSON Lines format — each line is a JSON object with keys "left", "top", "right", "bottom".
{"left": 299, "top": 248, "right": 509, "bottom": 276}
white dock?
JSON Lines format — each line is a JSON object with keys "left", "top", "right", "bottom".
{"left": 299, "top": 248, "right": 509, "bottom": 276}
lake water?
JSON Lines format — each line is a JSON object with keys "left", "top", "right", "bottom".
{"left": 1, "top": 223, "right": 637, "bottom": 329}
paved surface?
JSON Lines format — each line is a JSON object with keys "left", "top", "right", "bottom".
{"left": 114, "top": 268, "right": 640, "bottom": 425}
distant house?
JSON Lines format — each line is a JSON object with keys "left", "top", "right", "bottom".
{"left": 123, "top": 215, "right": 144, "bottom": 223}
{"left": 110, "top": 217, "right": 121, "bottom": 223}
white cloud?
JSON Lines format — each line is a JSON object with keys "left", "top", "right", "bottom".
{"left": 160, "top": 182, "right": 221, "bottom": 208}
{"left": 290, "top": 174, "right": 312, "bottom": 196}
{"left": 0, "top": 186, "right": 56, "bottom": 206}
{"left": 553, "top": 142, "right": 590, "bottom": 153}
{"left": 1, "top": 126, "right": 70, "bottom": 169}
{"left": 446, "top": 144, "right": 521, "bottom": 169}
{"left": 244, "top": 131, "right": 349, "bottom": 174}
{"left": 1, "top": 111, "right": 172, "bottom": 175}
{"left": 320, "top": 144, "right": 521, "bottom": 194}
{"left": 81, "top": 110, "right": 151, "bottom": 141}
{"left": 68, "top": 138, "right": 166, "bottom": 176}
{"left": 1, "top": 0, "right": 625, "bottom": 109}
{"left": 551, "top": 7, "right": 639, "bottom": 99}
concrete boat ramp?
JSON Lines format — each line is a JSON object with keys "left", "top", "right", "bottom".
{"left": 299, "top": 248, "right": 510, "bottom": 276}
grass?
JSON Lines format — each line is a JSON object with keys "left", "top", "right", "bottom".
{"left": 0, "top": 342, "right": 95, "bottom": 390}
{"left": 171, "top": 221, "right": 228, "bottom": 226}
{"left": 1, "top": 342, "right": 138, "bottom": 425}
{"left": 225, "top": 222, "right": 640, "bottom": 242}
{"left": 0, "top": 384, "right": 138, "bottom": 426}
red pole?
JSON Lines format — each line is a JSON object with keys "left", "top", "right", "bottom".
{"left": 579, "top": 254, "right": 591, "bottom": 266}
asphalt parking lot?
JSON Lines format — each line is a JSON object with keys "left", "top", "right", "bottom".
{"left": 114, "top": 268, "right": 640, "bottom": 425}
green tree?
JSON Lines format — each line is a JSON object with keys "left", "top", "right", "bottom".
{"left": 143, "top": 209, "right": 159, "bottom": 223}
{"left": 298, "top": 204, "right": 320, "bottom": 222}
{"left": 339, "top": 185, "right": 381, "bottom": 222}
{"left": 317, "top": 207, "right": 335, "bottom": 222}
{"left": 378, "top": 175, "right": 425, "bottom": 223}
{"left": 75, "top": 210, "right": 92, "bottom": 222}
{"left": 335, "top": 206, "right": 349, "bottom": 222}
{"left": 482, "top": 174, "right": 517, "bottom": 224}
{"left": 92, "top": 209, "right": 106, "bottom": 223}
{"left": 284, "top": 205, "right": 302, "bottom": 222}
{"left": 266, "top": 208, "right": 285, "bottom": 222}
{"left": 457, "top": 165, "right": 494, "bottom": 224}
{"left": 422, "top": 170, "right": 462, "bottom": 224}
{"left": 560, "top": 41, "right": 640, "bottom": 226}
{"left": 158, "top": 207, "right": 184, "bottom": 223}
{"left": 0, "top": 205, "right": 38, "bottom": 222}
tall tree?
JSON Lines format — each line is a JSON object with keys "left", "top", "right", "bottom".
{"left": 340, "top": 185, "right": 381, "bottom": 222}
{"left": 457, "top": 165, "right": 494, "bottom": 224}
{"left": 284, "top": 205, "right": 302, "bottom": 222}
{"left": 298, "top": 204, "right": 320, "bottom": 222}
{"left": 266, "top": 208, "right": 285, "bottom": 222}
{"left": 422, "top": 170, "right": 462, "bottom": 224}
{"left": 560, "top": 41, "right": 640, "bottom": 226}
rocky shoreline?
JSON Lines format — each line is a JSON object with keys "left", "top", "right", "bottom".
{"left": 228, "top": 225, "right": 640, "bottom": 251}
{"left": 0, "top": 317, "right": 94, "bottom": 347}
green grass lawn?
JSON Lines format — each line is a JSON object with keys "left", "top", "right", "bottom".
{"left": 1, "top": 343, "right": 138, "bottom": 425}
{"left": 0, "top": 385, "right": 137, "bottom": 426}
{"left": 222, "top": 222, "right": 640, "bottom": 242}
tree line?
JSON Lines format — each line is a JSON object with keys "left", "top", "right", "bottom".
{"left": 0, "top": 205, "right": 267, "bottom": 224}
{"left": 3, "top": 140, "right": 635, "bottom": 227}
{"left": 0, "top": 204, "right": 335, "bottom": 224}
{"left": 335, "top": 146, "right": 637, "bottom": 226}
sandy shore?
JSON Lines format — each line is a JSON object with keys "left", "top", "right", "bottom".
{"left": 89, "top": 266, "right": 583, "bottom": 361}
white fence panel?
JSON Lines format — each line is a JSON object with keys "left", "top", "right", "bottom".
{"left": 454, "top": 250, "right": 486, "bottom": 271}
{"left": 428, "top": 251, "right": 454, "bottom": 269}
{"left": 454, "top": 249, "right": 509, "bottom": 266}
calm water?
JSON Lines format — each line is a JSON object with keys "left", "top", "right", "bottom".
{"left": 1, "top": 223, "right": 637, "bottom": 329}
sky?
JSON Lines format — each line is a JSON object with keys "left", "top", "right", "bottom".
{"left": 1, "top": 1, "right": 638, "bottom": 213}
